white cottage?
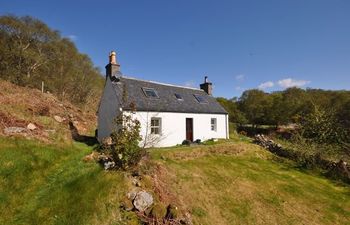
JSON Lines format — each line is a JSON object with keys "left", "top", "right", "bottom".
{"left": 97, "top": 51, "right": 229, "bottom": 147}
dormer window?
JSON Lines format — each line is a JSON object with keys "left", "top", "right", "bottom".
{"left": 174, "top": 93, "right": 183, "bottom": 100}
{"left": 142, "top": 87, "right": 159, "bottom": 98}
{"left": 194, "top": 94, "right": 208, "bottom": 104}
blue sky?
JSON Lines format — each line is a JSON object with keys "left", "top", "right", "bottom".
{"left": 1, "top": 0, "right": 349, "bottom": 98}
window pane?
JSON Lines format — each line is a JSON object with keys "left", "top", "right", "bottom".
{"left": 143, "top": 88, "right": 159, "bottom": 98}
{"left": 175, "top": 93, "right": 183, "bottom": 100}
{"left": 194, "top": 94, "right": 208, "bottom": 103}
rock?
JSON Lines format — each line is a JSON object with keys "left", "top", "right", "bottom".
{"left": 27, "top": 123, "right": 37, "bottom": 130}
{"left": 120, "top": 197, "right": 134, "bottom": 211}
{"left": 98, "top": 154, "right": 115, "bottom": 170}
{"left": 4, "top": 127, "right": 26, "bottom": 134}
{"left": 127, "top": 189, "right": 138, "bottom": 201}
{"left": 133, "top": 191, "right": 153, "bottom": 212}
{"left": 103, "top": 161, "right": 115, "bottom": 170}
{"left": 132, "top": 178, "right": 142, "bottom": 187}
{"left": 83, "top": 152, "right": 98, "bottom": 162}
{"left": 102, "top": 137, "right": 113, "bottom": 145}
{"left": 54, "top": 115, "right": 64, "bottom": 123}
{"left": 180, "top": 212, "right": 193, "bottom": 225}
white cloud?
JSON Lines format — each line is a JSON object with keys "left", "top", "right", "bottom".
{"left": 235, "top": 86, "right": 243, "bottom": 91}
{"left": 277, "top": 78, "right": 310, "bottom": 88}
{"left": 184, "top": 80, "right": 196, "bottom": 88}
{"left": 235, "top": 74, "right": 245, "bottom": 81}
{"left": 66, "top": 34, "right": 78, "bottom": 41}
{"left": 258, "top": 81, "right": 274, "bottom": 89}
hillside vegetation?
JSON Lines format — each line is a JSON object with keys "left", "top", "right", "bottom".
{"left": 0, "top": 15, "right": 104, "bottom": 108}
{"left": 1, "top": 136, "right": 349, "bottom": 225}
{"left": 0, "top": 80, "right": 96, "bottom": 143}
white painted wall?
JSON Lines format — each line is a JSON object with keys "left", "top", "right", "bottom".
{"left": 97, "top": 78, "right": 120, "bottom": 142}
{"left": 125, "top": 111, "right": 228, "bottom": 147}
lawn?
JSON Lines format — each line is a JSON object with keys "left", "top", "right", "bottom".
{"left": 1, "top": 136, "right": 349, "bottom": 225}
{"left": 0, "top": 137, "right": 131, "bottom": 225}
{"left": 150, "top": 141, "right": 350, "bottom": 225}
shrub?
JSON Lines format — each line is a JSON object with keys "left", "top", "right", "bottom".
{"left": 182, "top": 140, "right": 191, "bottom": 145}
{"left": 101, "top": 113, "right": 143, "bottom": 170}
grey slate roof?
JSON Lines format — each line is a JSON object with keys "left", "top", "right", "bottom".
{"left": 111, "top": 76, "right": 228, "bottom": 114}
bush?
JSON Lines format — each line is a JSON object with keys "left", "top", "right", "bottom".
{"left": 182, "top": 140, "right": 191, "bottom": 145}
{"left": 101, "top": 113, "right": 143, "bottom": 170}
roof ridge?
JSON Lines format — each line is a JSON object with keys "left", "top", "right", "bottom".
{"left": 121, "top": 75, "right": 204, "bottom": 91}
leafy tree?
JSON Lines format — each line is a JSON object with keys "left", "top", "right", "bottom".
{"left": 298, "top": 104, "right": 348, "bottom": 145}
{"left": 238, "top": 89, "right": 271, "bottom": 127}
{"left": 216, "top": 97, "right": 247, "bottom": 125}
{"left": 0, "top": 15, "right": 104, "bottom": 107}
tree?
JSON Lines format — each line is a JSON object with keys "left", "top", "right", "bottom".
{"left": 0, "top": 15, "right": 104, "bottom": 107}
{"left": 238, "top": 89, "right": 271, "bottom": 127}
{"left": 216, "top": 97, "right": 247, "bottom": 125}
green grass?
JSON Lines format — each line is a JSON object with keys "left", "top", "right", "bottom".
{"left": 150, "top": 141, "right": 350, "bottom": 225}
{"left": 0, "top": 137, "right": 129, "bottom": 225}
{"left": 1, "top": 135, "right": 350, "bottom": 225}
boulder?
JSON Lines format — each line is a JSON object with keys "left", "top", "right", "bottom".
{"left": 27, "top": 123, "right": 37, "bottom": 130}
{"left": 4, "top": 127, "right": 26, "bottom": 134}
{"left": 54, "top": 115, "right": 64, "bottom": 123}
{"left": 133, "top": 191, "right": 153, "bottom": 212}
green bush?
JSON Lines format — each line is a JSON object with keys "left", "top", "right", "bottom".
{"left": 101, "top": 113, "right": 143, "bottom": 170}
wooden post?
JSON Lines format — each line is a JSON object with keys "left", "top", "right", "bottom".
{"left": 41, "top": 81, "right": 44, "bottom": 93}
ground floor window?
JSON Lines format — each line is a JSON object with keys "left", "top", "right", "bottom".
{"left": 151, "top": 117, "right": 161, "bottom": 134}
{"left": 211, "top": 118, "right": 217, "bottom": 131}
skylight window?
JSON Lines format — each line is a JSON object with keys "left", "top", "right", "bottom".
{"left": 142, "top": 88, "right": 159, "bottom": 98}
{"left": 194, "top": 94, "right": 208, "bottom": 104}
{"left": 174, "top": 93, "right": 183, "bottom": 100}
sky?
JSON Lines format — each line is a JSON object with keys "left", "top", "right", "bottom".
{"left": 1, "top": 0, "right": 350, "bottom": 98}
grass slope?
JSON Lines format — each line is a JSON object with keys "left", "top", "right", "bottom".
{"left": 151, "top": 141, "right": 350, "bottom": 225}
{"left": 1, "top": 136, "right": 349, "bottom": 225}
{"left": 0, "top": 137, "right": 130, "bottom": 225}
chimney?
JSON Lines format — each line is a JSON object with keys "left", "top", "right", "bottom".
{"left": 105, "top": 51, "right": 122, "bottom": 79}
{"left": 200, "top": 76, "right": 213, "bottom": 95}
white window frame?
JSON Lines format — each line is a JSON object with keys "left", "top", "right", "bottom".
{"left": 150, "top": 117, "right": 162, "bottom": 135}
{"left": 211, "top": 118, "right": 217, "bottom": 131}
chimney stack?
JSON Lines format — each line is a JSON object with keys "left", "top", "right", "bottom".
{"left": 105, "top": 51, "right": 121, "bottom": 79}
{"left": 200, "top": 76, "right": 213, "bottom": 95}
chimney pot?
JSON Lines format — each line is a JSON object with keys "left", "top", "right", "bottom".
{"left": 200, "top": 76, "right": 213, "bottom": 95}
{"left": 109, "top": 51, "right": 117, "bottom": 64}
{"left": 105, "top": 51, "right": 121, "bottom": 79}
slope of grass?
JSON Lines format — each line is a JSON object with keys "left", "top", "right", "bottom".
{"left": 0, "top": 137, "right": 130, "bottom": 225}
{"left": 150, "top": 141, "right": 350, "bottom": 225}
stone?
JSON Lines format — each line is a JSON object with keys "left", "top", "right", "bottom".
{"left": 180, "top": 212, "right": 194, "bottom": 225}
{"left": 133, "top": 191, "right": 153, "bottom": 212}
{"left": 132, "top": 178, "right": 142, "bottom": 187}
{"left": 120, "top": 197, "right": 134, "bottom": 211}
{"left": 127, "top": 189, "right": 138, "bottom": 201}
{"left": 27, "top": 123, "right": 37, "bottom": 130}
{"left": 103, "top": 161, "right": 115, "bottom": 170}
{"left": 102, "top": 137, "right": 113, "bottom": 145}
{"left": 4, "top": 127, "right": 26, "bottom": 134}
{"left": 54, "top": 115, "right": 64, "bottom": 123}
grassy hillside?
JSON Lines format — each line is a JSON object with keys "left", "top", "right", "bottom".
{"left": 1, "top": 136, "right": 349, "bottom": 225}
{"left": 0, "top": 80, "right": 97, "bottom": 143}
{"left": 150, "top": 141, "right": 350, "bottom": 225}
{"left": 0, "top": 137, "right": 131, "bottom": 225}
